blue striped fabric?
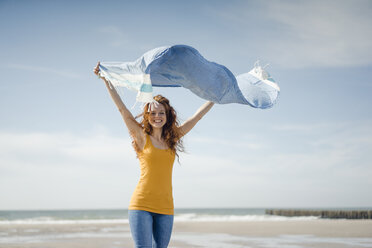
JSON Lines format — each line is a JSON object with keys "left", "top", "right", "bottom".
{"left": 99, "top": 45, "right": 280, "bottom": 109}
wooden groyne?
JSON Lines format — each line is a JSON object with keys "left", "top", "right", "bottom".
{"left": 265, "top": 209, "right": 372, "bottom": 219}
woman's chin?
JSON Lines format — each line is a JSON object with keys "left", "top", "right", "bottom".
{"left": 150, "top": 124, "right": 165, "bottom": 129}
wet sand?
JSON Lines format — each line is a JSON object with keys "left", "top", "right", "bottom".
{"left": 1, "top": 220, "right": 372, "bottom": 248}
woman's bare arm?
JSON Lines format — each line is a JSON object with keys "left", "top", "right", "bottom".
{"left": 179, "top": 101, "right": 214, "bottom": 137}
{"left": 93, "top": 62, "right": 145, "bottom": 147}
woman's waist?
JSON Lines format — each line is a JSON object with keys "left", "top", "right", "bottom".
{"left": 131, "top": 188, "right": 173, "bottom": 202}
{"left": 137, "top": 175, "right": 172, "bottom": 186}
{"left": 135, "top": 182, "right": 173, "bottom": 194}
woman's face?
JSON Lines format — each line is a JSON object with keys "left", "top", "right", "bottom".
{"left": 148, "top": 103, "right": 167, "bottom": 129}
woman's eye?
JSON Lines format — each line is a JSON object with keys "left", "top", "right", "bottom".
{"left": 150, "top": 111, "right": 165, "bottom": 116}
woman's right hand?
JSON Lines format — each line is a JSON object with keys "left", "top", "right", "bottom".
{"left": 93, "top": 62, "right": 101, "bottom": 78}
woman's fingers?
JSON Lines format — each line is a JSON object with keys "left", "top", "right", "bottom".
{"left": 93, "top": 61, "right": 100, "bottom": 76}
{"left": 93, "top": 62, "right": 103, "bottom": 80}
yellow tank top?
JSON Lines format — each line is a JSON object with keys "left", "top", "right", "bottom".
{"left": 129, "top": 134, "right": 176, "bottom": 215}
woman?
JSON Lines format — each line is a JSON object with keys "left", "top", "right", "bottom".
{"left": 93, "top": 62, "right": 214, "bottom": 248}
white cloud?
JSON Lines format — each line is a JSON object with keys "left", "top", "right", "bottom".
{"left": 96, "top": 25, "right": 158, "bottom": 53}
{"left": 213, "top": 0, "right": 372, "bottom": 68}
{"left": 264, "top": 0, "right": 372, "bottom": 67}
{"left": 97, "top": 26, "right": 130, "bottom": 48}
{"left": 174, "top": 120, "right": 372, "bottom": 207}
{"left": 7, "top": 64, "right": 84, "bottom": 79}
{"left": 1, "top": 121, "right": 371, "bottom": 209}
{"left": 187, "top": 136, "right": 262, "bottom": 150}
{"left": 0, "top": 129, "right": 139, "bottom": 209}
{"left": 0, "top": 130, "right": 135, "bottom": 168}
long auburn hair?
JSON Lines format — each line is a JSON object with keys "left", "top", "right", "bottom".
{"left": 133, "top": 95, "right": 184, "bottom": 160}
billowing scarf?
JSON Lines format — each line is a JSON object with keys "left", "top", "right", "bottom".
{"left": 98, "top": 45, "right": 280, "bottom": 109}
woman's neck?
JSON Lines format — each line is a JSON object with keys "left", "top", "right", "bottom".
{"left": 152, "top": 128, "right": 163, "bottom": 140}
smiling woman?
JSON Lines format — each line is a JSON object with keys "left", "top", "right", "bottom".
{"left": 93, "top": 62, "right": 214, "bottom": 248}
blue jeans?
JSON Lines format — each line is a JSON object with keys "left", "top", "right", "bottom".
{"left": 128, "top": 210, "right": 174, "bottom": 248}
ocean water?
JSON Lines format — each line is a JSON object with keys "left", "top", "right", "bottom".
{"left": 1, "top": 208, "right": 372, "bottom": 248}
{"left": 0, "top": 208, "right": 322, "bottom": 224}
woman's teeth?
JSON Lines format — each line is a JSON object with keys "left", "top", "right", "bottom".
{"left": 154, "top": 120, "right": 162, "bottom": 123}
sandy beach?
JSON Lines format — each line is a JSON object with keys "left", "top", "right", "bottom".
{"left": 1, "top": 220, "right": 372, "bottom": 248}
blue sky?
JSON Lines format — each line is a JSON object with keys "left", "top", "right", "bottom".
{"left": 0, "top": 0, "right": 371, "bottom": 210}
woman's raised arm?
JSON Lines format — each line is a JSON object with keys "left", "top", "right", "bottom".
{"left": 93, "top": 62, "right": 145, "bottom": 146}
{"left": 178, "top": 101, "right": 214, "bottom": 137}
